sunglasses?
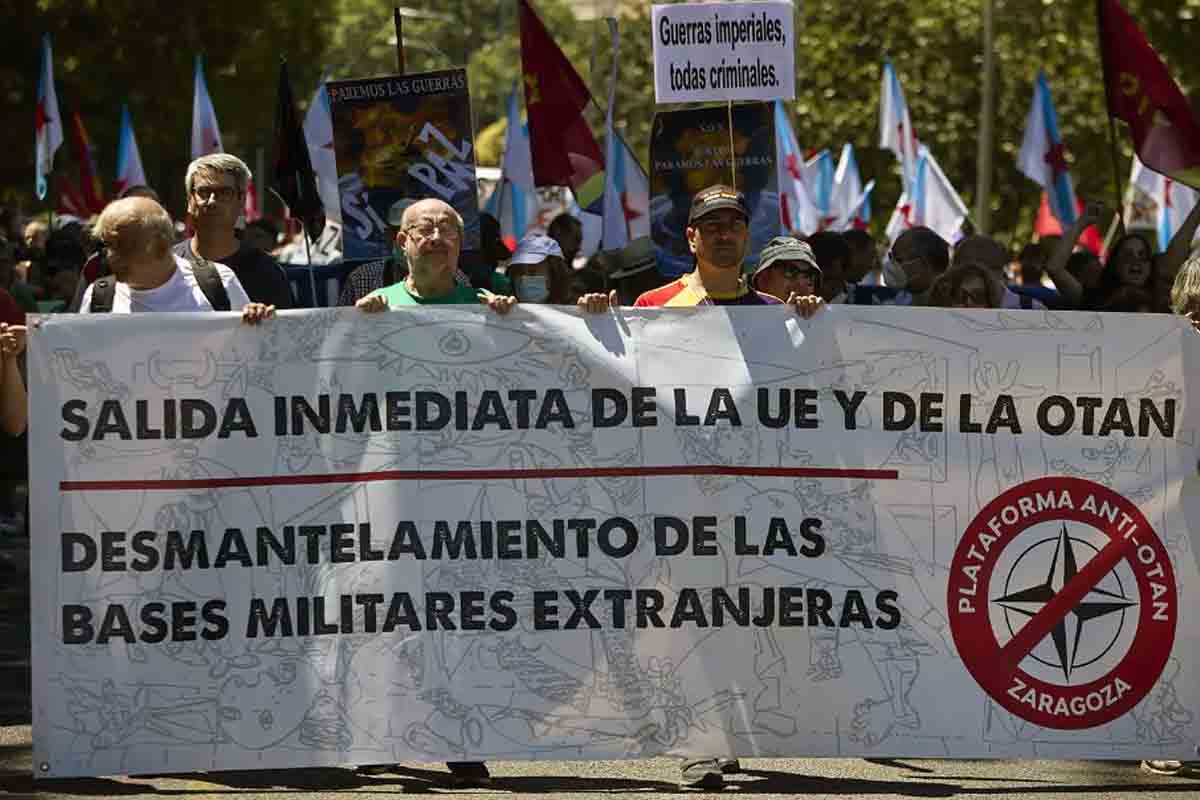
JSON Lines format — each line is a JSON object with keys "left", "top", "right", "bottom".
{"left": 776, "top": 262, "right": 821, "bottom": 286}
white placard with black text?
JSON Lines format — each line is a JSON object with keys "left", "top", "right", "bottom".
{"left": 653, "top": 1, "right": 795, "bottom": 104}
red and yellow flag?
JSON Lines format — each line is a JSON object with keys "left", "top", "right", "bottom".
{"left": 518, "top": 0, "right": 603, "bottom": 197}
{"left": 1098, "top": 0, "right": 1200, "bottom": 187}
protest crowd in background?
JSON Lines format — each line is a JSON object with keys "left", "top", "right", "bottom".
{"left": 5, "top": 0, "right": 1200, "bottom": 787}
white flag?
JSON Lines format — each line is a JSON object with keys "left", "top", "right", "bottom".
{"left": 191, "top": 55, "right": 224, "bottom": 160}
{"left": 34, "top": 34, "right": 63, "bottom": 201}
{"left": 1131, "top": 155, "right": 1199, "bottom": 251}
{"left": 601, "top": 18, "right": 627, "bottom": 251}
{"left": 885, "top": 146, "right": 968, "bottom": 244}
{"left": 831, "top": 143, "right": 871, "bottom": 230}
{"left": 114, "top": 104, "right": 147, "bottom": 196}
{"left": 879, "top": 61, "right": 919, "bottom": 196}
{"left": 303, "top": 78, "right": 341, "bottom": 224}
{"left": 773, "top": 100, "right": 820, "bottom": 235}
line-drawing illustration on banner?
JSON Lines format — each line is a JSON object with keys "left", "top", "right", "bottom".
{"left": 652, "top": 1, "right": 796, "bottom": 104}
{"left": 26, "top": 305, "right": 1200, "bottom": 777}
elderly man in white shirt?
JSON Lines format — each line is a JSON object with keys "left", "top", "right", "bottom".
{"left": 78, "top": 197, "right": 273, "bottom": 323}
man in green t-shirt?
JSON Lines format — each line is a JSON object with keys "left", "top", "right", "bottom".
{"left": 356, "top": 198, "right": 515, "bottom": 315}
{"left": 353, "top": 196, "right": 507, "bottom": 788}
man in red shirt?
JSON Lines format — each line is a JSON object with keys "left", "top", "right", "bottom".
{"left": 635, "top": 185, "right": 823, "bottom": 316}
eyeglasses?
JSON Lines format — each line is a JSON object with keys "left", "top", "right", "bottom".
{"left": 404, "top": 222, "right": 461, "bottom": 241}
{"left": 192, "top": 185, "right": 239, "bottom": 202}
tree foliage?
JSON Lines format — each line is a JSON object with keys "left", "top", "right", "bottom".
{"left": 5, "top": 0, "right": 1199, "bottom": 248}
{"left": 3, "top": 0, "right": 335, "bottom": 216}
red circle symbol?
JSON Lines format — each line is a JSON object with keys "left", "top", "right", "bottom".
{"left": 947, "top": 477, "right": 1176, "bottom": 729}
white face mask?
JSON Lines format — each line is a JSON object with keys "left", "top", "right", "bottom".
{"left": 882, "top": 252, "right": 909, "bottom": 290}
{"left": 513, "top": 274, "right": 550, "bottom": 303}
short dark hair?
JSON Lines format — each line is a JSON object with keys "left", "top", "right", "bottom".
{"left": 805, "top": 231, "right": 850, "bottom": 271}
{"left": 895, "top": 226, "right": 950, "bottom": 274}
{"left": 547, "top": 213, "right": 582, "bottom": 240}
{"left": 842, "top": 228, "right": 875, "bottom": 254}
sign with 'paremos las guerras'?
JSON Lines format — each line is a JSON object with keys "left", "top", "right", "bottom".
{"left": 653, "top": 1, "right": 795, "bottom": 104}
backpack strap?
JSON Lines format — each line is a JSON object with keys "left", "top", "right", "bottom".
{"left": 191, "top": 259, "right": 231, "bottom": 311}
{"left": 87, "top": 277, "right": 116, "bottom": 313}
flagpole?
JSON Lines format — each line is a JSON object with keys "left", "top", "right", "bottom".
{"left": 974, "top": 0, "right": 995, "bottom": 235}
{"left": 1106, "top": 116, "right": 1125, "bottom": 229}
{"left": 726, "top": 101, "right": 737, "bottom": 186}
{"left": 393, "top": 8, "right": 406, "bottom": 73}
{"left": 303, "top": 219, "right": 318, "bottom": 306}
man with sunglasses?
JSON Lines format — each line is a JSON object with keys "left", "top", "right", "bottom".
{"left": 173, "top": 154, "right": 293, "bottom": 309}
{"left": 750, "top": 236, "right": 822, "bottom": 301}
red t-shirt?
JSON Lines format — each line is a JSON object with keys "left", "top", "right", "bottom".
{"left": 634, "top": 273, "right": 782, "bottom": 307}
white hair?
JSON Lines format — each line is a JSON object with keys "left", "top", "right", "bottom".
{"left": 1171, "top": 253, "right": 1200, "bottom": 315}
{"left": 185, "top": 153, "right": 252, "bottom": 195}
{"left": 93, "top": 198, "right": 174, "bottom": 259}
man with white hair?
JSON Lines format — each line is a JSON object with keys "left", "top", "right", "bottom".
{"left": 174, "top": 153, "right": 293, "bottom": 308}
{"left": 79, "top": 197, "right": 272, "bottom": 324}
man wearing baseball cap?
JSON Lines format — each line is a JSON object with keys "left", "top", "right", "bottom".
{"left": 750, "top": 236, "right": 822, "bottom": 302}
{"left": 634, "top": 184, "right": 823, "bottom": 317}
{"left": 632, "top": 186, "right": 822, "bottom": 790}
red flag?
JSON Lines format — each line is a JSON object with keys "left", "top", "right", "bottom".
{"left": 70, "top": 111, "right": 105, "bottom": 215}
{"left": 1098, "top": 0, "right": 1200, "bottom": 187}
{"left": 518, "top": 0, "right": 603, "bottom": 193}
{"left": 1034, "top": 193, "right": 1102, "bottom": 255}
{"left": 55, "top": 174, "right": 89, "bottom": 217}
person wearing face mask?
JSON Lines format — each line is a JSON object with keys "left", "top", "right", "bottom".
{"left": 877, "top": 226, "right": 950, "bottom": 306}
{"left": 506, "top": 233, "right": 574, "bottom": 304}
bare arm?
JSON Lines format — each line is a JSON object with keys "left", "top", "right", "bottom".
{"left": 0, "top": 325, "right": 27, "bottom": 437}
{"left": 1043, "top": 203, "right": 1104, "bottom": 308}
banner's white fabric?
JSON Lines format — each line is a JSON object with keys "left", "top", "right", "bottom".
{"left": 652, "top": 2, "right": 795, "bottom": 104}
{"left": 28, "top": 306, "right": 1200, "bottom": 777}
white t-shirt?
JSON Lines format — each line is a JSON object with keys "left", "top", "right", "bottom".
{"left": 80, "top": 255, "right": 251, "bottom": 313}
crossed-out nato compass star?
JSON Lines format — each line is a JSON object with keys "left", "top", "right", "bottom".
{"left": 993, "top": 524, "right": 1137, "bottom": 681}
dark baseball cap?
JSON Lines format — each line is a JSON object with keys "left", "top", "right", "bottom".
{"left": 688, "top": 184, "right": 749, "bottom": 224}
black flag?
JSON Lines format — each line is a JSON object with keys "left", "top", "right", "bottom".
{"left": 270, "top": 60, "right": 325, "bottom": 243}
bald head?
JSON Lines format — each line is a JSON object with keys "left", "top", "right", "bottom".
{"left": 401, "top": 198, "right": 462, "bottom": 233}
{"left": 396, "top": 198, "right": 464, "bottom": 291}
{"left": 93, "top": 197, "right": 175, "bottom": 281}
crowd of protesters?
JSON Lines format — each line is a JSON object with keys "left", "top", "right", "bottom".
{"left": 2, "top": 152, "right": 1200, "bottom": 782}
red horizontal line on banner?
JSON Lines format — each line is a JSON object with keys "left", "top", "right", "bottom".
{"left": 60, "top": 465, "right": 899, "bottom": 492}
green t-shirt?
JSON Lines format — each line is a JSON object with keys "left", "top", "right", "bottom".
{"left": 8, "top": 282, "right": 38, "bottom": 313}
{"left": 367, "top": 280, "right": 480, "bottom": 307}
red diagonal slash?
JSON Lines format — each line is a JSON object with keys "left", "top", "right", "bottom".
{"left": 997, "top": 534, "right": 1137, "bottom": 674}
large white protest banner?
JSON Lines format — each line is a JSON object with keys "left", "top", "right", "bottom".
{"left": 653, "top": 1, "right": 795, "bottom": 104}
{"left": 28, "top": 306, "right": 1200, "bottom": 777}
